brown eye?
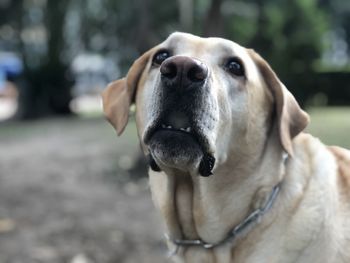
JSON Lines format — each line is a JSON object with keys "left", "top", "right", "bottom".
{"left": 152, "top": 50, "right": 170, "bottom": 66}
{"left": 225, "top": 58, "right": 245, "bottom": 77}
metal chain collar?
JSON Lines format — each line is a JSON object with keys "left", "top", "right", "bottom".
{"left": 165, "top": 183, "right": 281, "bottom": 256}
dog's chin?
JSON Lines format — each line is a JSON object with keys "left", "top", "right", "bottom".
{"left": 148, "top": 130, "right": 203, "bottom": 172}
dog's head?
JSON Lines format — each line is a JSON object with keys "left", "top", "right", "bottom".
{"left": 102, "top": 32, "right": 309, "bottom": 176}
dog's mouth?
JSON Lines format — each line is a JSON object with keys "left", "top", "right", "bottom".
{"left": 143, "top": 111, "right": 215, "bottom": 177}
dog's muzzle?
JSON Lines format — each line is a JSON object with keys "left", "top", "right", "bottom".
{"left": 144, "top": 56, "right": 216, "bottom": 177}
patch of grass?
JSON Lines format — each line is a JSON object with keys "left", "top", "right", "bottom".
{"left": 0, "top": 114, "right": 139, "bottom": 152}
{"left": 0, "top": 116, "right": 109, "bottom": 141}
{"left": 306, "top": 107, "right": 350, "bottom": 148}
{"left": 0, "top": 108, "right": 348, "bottom": 149}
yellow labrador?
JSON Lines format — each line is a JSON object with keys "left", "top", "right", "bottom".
{"left": 102, "top": 32, "right": 350, "bottom": 263}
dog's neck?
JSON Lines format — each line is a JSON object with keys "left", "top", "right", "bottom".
{"left": 149, "top": 126, "right": 286, "bottom": 251}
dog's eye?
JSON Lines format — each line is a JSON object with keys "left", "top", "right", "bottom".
{"left": 224, "top": 58, "right": 245, "bottom": 77}
{"left": 152, "top": 50, "right": 170, "bottom": 66}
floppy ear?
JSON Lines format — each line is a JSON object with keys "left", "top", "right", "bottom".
{"left": 102, "top": 49, "right": 153, "bottom": 135}
{"left": 249, "top": 50, "right": 310, "bottom": 156}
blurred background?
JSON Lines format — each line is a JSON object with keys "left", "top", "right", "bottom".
{"left": 0, "top": 0, "right": 349, "bottom": 262}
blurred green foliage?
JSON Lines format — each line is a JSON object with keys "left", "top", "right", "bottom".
{"left": 0, "top": 0, "right": 349, "bottom": 119}
{"left": 76, "top": 0, "right": 350, "bottom": 106}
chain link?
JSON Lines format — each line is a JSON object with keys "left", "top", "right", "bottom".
{"left": 165, "top": 183, "right": 281, "bottom": 254}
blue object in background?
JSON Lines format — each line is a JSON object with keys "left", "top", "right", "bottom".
{"left": 0, "top": 69, "right": 5, "bottom": 91}
{"left": 0, "top": 52, "right": 23, "bottom": 79}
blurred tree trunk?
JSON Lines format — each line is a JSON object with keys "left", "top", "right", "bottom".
{"left": 248, "top": 0, "right": 270, "bottom": 54}
{"left": 203, "top": 0, "right": 224, "bottom": 37}
{"left": 16, "top": 0, "right": 74, "bottom": 119}
{"left": 0, "top": 1, "right": 21, "bottom": 26}
{"left": 135, "top": 0, "right": 155, "bottom": 53}
{"left": 178, "top": 0, "right": 193, "bottom": 32}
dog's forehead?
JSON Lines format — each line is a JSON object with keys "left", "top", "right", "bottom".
{"left": 155, "top": 32, "right": 260, "bottom": 83}
{"left": 160, "top": 32, "right": 248, "bottom": 58}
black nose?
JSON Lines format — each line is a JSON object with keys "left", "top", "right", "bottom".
{"left": 160, "top": 56, "right": 208, "bottom": 89}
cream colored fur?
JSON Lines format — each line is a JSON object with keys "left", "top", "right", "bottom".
{"left": 102, "top": 32, "right": 350, "bottom": 263}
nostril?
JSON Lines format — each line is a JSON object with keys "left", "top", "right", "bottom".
{"left": 160, "top": 62, "right": 177, "bottom": 79}
{"left": 187, "top": 64, "right": 208, "bottom": 82}
{"left": 160, "top": 56, "right": 208, "bottom": 88}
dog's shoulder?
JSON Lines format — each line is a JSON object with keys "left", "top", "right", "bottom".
{"left": 328, "top": 146, "right": 350, "bottom": 189}
{"left": 328, "top": 145, "right": 350, "bottom": 258}
{"left": 293, "top": 133, "right": 330, "bottom": 161}
{"left": 292, "top": 134, "right": 349, "bottom": 184}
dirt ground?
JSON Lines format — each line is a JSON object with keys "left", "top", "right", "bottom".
{"left": 0, "top": 117, "right": 169, "bottom": 263}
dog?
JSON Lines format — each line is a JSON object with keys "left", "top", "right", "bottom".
{"left": 102, "top": 32, "right": 350, "bottom": 263}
